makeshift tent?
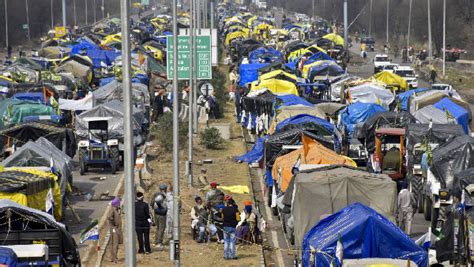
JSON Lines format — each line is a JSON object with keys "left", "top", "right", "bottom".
{"left": 302, "top": 203, "right": 427, "bottom": 267}
{"left": 258, "top": 70, "right": 298, "bottom": 84}
{"left": 93, "top": 79, "right": 150, "bottom": 108}
{"left": 59, "top": 92, "right": 94, "bottom": 111}
{"left": 430, "top": 135, "right": 474, "bottom": 190}
{"left": 322, "top": 33, "right": 345, "bottom": 45}
{"left": 0, "top": 247, "right": 17, "bottom": 266}
{"left": 314, "top": 102, "right": 346, "bottom": 117}
{"left": 274, "top": 114, "right": 334, "bottom": 135}
{"left": 241, "top": 90, "right": 276, "bottom": 116}
{"left": 250, "top": 78, "right": 299, "bottom": 95}
{"left": 372, "top": 71, "right": 409, "bottom": 91}
{"left": 405, "top": 123, "right": 465, "bottom": 174}
{"left": 2, "top": 139, "right": 73, "bottom": 199}
{"left": 0, "top": 199, "right": 80, "bottom": 266}
{"left": 0, "top": 99, "right": 58, "bottom": 129}
{"left": 0, "top": 168, "right": 62, "bottom": 220}
{"left": 239, "top": 63, "right": 269, "bottom": 86}
{"left": 283, "top": 165, "right": 397, "bottom": 248}
{"left": 0, "top": 122, "right": 76, "bottom": 158}
{"left": 414, "top": 105, "right": 458, "bottom": 124}
{"left": 75, "top": 100, "right": 144, "bottom": 145}
{"left": 396, "top": 88, "right": 429, "bottom": 111}
{"left": 272, "top": 137, "right": 356, "bottom": 192}
{"left": 55, "top": 60, "right": 92, "bottom": 84}
{"left": 268, "top": 106, "right": 326, "bottom": 134}
{"left": 235, "top": 136, "right": 268, "bottom": 164}
{"left": 434, "top": 97, "right": 470, "bottom": 133}
{"left": 408, "top": 90, "right": 471, "bottom": 121}
{"left": 70, "top": 41, "right": 119, "bottom": 68}
{"left": 339, "top": 102, "right": 386, "bottom": 137}
{"left": 356, "top": 111, "right": 416, "bottom": 153}
{"left": 248, "top": 47, "right": 283, "bottom": 63}
{"left": 346, "top": 83, "right": 394, "bottom": 109}
{"left": 304, "top": 60, "right": 344, "bottom": 80}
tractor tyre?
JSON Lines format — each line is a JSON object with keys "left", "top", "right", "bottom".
{"left": 424, "top": 196, "right": 432, "bottom": 221}
{"left": 110, "top": 147, "right": 120, "bottom": 174}
{"left": 79, "top": 148, "right": 88, "bottom": 175}
{"left": 410, "top": 175, "right": 424, "bottom": 213}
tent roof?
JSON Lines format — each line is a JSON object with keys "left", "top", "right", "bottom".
{"left": 302, "top": 203, "right": 427, "bottom": 266}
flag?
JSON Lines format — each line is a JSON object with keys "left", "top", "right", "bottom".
{"left": 45, "top": 188, "right": 54, "bottom": 216}
{"left": 80, "top": 219, "right": 99, "bottom": 244}
{"left": 291, "top": 154, "right": 301, "bottom": 174}
{"left": 50, "top": 156, "right": 55, "bottom": 173}
{"left": 335, "top": 234, "right": 344, "bottom": 266}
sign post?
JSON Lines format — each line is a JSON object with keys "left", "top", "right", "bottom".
{"left": 166, "top": 35, "right": 212, "bottom": 80}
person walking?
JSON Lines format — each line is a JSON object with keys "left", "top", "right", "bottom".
{"left": 135, "top": 192, "right": 152, "bottom": 254}
{"left": 151, "top": 184, "right": 168, "bottom": 249}
{"left": 108, "top": 197, "right": 122, "bottom": 263}
{"left": 430, "top": 67, "right": 438, "bottom": 84}
{"left": 397, "top": 182, "right": 416, "bottom": 236}
{"left": 222, "top": 197, "right": 240, "bottom": 260}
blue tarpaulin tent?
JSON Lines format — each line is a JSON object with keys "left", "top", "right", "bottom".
{"left": 70, "top": 41, "right": 120, "bottom": 68}
{"left": 307, "top": 60, "right": 345, "bottom": 78}
{"left": 276, "top": 114, "right": 334, "bottom": 134}
{"left": 235, "top": 136, "right": 268, "bottom": 163}
{"left": 396, "top": 88, "right": 429, "bottom": 111}
{"left": 339, "top": 102, "right": 386, "bottom": 137}
{"left": 0, "top": 247, "right": 17, "bottom": 267}
{"left": 12, "top": 92, "right": 47, "bottom": 104}
{"left": 287, "top": 52, "right": 334, "bottom": 70}
{"left": 248, "top": 47, "right": 283, "bottom": 64}
{"left": 275, "top": 95, "right": 313, "bottom": 109}
{"left": 302, "top": 203, "right": 428, "bottom": 267}
{"left": 239, "top": 63, "right": 269, "bottom": 86}
{"left": 434, "top": 97, "right": 470, "bottom": 133}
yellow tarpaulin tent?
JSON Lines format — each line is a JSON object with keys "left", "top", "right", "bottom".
{"left": 372, "top": 71, "right": 409, "bottom": 92}
{"left": 250, "top": 78, "right": 299, "bottom": 96}
{"left": 301, "top": 60, "right": 339, "bottom": 79}
{"left": 258, "top": 70, "right": 298, "bottom": 84}
{"left": 323, "top": 33, "right": 345, "bottom": 46}
{"left": 101, "top": 33, "right": 122, "bottom": 46}
{"left": 272, "top": 136, "right": 356, "bottom": 192}
{"left": 0, "top": 168, "right": 62, "bottom": 220}
{"left": 225, "top": 30, "right": 249, "bottom": 46}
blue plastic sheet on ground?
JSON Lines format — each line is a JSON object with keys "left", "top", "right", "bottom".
{"left": 434, "top": 97, "right": 470, "bottom": 133}
{"left": 275, "top": 95, "right": 313, "bottom": 109}
{"left": 396, "top": 88, "right": 429, "bottom": 111}
{"left": 276, "top": 114, "right": 334, "bottom": 134}
{"left": 235, "top": 136, "right": 268, "bottom": 164}
{"left": 302, "top": 203, "right": 428, "bottom": 267}
{"left": 339, "top": 102, "right": 386, "bottom": 137}
{"left": 239, "top": 63, "right": 269, "bottom": 86}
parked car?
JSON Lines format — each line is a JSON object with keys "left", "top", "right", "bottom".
{"left": 394, "top": 66, "right": 418, "bottom": 88}
{"left": 373, "top": 54, "right": 391, "bottom": 73}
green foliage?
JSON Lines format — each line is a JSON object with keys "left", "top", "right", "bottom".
{"left": 210, "top": 67, "right": 227, "bottom": 117}
{"left": 199, "top": 127, "right": 224, "bottom": 149}
{"left": 152, "top": 112, "right": 188, "bottom": 152}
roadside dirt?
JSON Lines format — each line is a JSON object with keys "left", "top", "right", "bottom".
{"left": 100, "top": 100, "right": 262, "bottom": 266}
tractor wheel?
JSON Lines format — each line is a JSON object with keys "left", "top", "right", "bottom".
{"left": 436, "top": 205, "right": 449, "bottom": 230}
{"left": 79, "top": 149, "right": 88, "bottom": 175}
{"left": 110, "top": 147, "right": 120, "bottom": 174}
{"left": 424, "top": 196, "right": 432, "bottom": 221}
{"left": 410, "top": 175, "right": 424, "bottom": 213}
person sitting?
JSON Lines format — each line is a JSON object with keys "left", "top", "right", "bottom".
{"left": 236, "top": 200, "right": 260, "bottom": 244}
{"left": 190, "top": 197, "right": 209, "bottom": 243}
{"left": 206, "top": 182, "right": 224, "bottom": 207}
{"left": 197, "top": 168, "right": 209, "bottom": 190}
{"left": 211, "top": 203, "right": 225, "bottom": 243}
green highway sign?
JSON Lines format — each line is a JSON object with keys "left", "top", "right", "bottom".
{"left": 166, "top": 35, "right": 212, "bottom": 80}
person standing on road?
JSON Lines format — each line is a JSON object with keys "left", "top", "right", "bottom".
{"left": 151, "top": 184, "right": 168, "bottom": 249}
{"left": 222, "top": 197, "right": 240, "bottom": 260}
{"left": 108, "top": 197, "right": 123, "bottom": 263}
{"left": 135, "top": 192, "right": 152, "bottom": 254}
{"left": 430, "top": 67, "right": 438, "bottom": 84}
{"left": 397, "top": 182, "right": 416, "bottom": 236}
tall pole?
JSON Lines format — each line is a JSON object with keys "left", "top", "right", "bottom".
{"left": 120, "top": 0, "right": 136, "bottom": 264}
{"left": 369, "top": 0, "right": 372, "bottom": 36}
{"left": 51, "top": 0, "right": 54, "bottom": 29}
{"left": 343, "top": 0, "right": 348, "bottom": 49}
{"left": 188, "top": 0, "right": 195, "bottom": 188}
{"left": 442, "top": 0, "right": 446, "bottom": 76}
{"left": 193, "top": 0, "right": 199, "bottom": 133}
{"left": 25, "top": 0, "right": 31, "bottom": 41}
{"left": 427, "top": 0, "right": 432, "bottom": 61}
{"left": 85, "top": 0, "right": 88, "bottom": 25}
{"left": 210, "top": 0, "right": 214, "bottom": 30}
{"left": 386, "top": 0, "right": 389, "bottom": 44}
{"left": 311, "top": 0, "right": 314, "bottom": 19}
{"left": 4, "top": 0, "right": 8, "bottom": 49}
{"left": 171, "top": 0, "right": 181, "bottom": 263}
{"left": 102, "top": 0, "right": 105, "bottom": 19}
{"left": 197, "top": 0, "right": 201, "bottom": 30}
{"left": 407, "top": 0, "right": 412, "bottom": 48}
{"left": 73, "top": 0, "right": 77, "bottom": 27}
{"left": 62, "top": 0, "right": 66, "bottom": 27}
{"left": 93, "top": 0, "right": 97, "bottom": 23}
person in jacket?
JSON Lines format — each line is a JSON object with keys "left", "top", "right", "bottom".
{"left": 397, "top": 182, "right": 416, "bottom": 235}
{"left": 222, "top": 196, "right": 240, "bottom": 260}
{"left": 108, "top": 197, "right": 122, "bottom": 263}
{"left": 236, "top": 200, "right": 259, "bottom": 244}
{"left": 206, "top": 182, "right": 224, "bottom": 207}
{"left": 151, "top": 184, "right": 168, "bottom": 249}
{"left": 211, "top": 203, "right": 225, "bottom": 243}
{"left": 197, "top": 168, "right": 209, "bottom": 190}
{"left": 135, "top": 192, "right": 152, "bottom": 254}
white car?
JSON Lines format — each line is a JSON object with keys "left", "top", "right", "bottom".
{"left": 394, "top": 66, "right": 418, "bottom": 88}
{"left": 373, "top": 54, "right": 391, "bottom": 73}
{"left": 381, "top": 63, "right": 399, "bottom": 73}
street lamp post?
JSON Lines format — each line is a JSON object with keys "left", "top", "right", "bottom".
{"left": 188, "top": 0, "right": 195, "bottom": 188}
{"left": 427, "top": 0, "right": 432, "bottom": 61}
{"left": 74, "top": 0, "right": 77, "bottom": 27}
{"left": 407, "top": 0, "right": 412, "bottom": 49}
{"left": 93, "top": 0, "right": 97, "bottom": 23}
{"left": 51, "top": 0, "right": 54, "bottom": 29}
{"left": 369, "top": 0, "right": 372, "bottom": 37}
{"left": 25, "top": 0, "right": 31, "bottom": 41}
{"left": 62, "top": 0, "right": 67, "bottom": 27}
{"left": 85, "top": 0, "right": 88, "bottom": 25}
{"left": 4, "top": 0, "right": 8, "bottom": 49}
{"left": 386, "top": 0, "right": 389, "bottom": 44}
{"left": 442, "top": 0, "right": 446, "bottom": 76}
